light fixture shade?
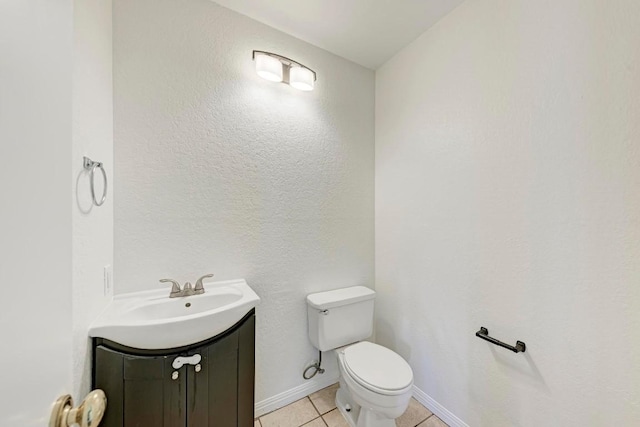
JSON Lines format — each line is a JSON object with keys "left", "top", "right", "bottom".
{"left": 255, "top": 53, "right": 283, "bottom": 82}
{"left": 289, "top": 66, "right": 315, "bottom": 91}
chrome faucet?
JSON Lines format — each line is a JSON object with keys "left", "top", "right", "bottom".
{"left": 160, "top": 274, "right": 214, "bottom": 298}
{"left": 159, "top": 279, "right": 184, "bottom": 298}
{"left": 194, "top": 274, "right": 214, "bottom": 295}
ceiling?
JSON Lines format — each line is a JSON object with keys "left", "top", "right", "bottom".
{"left": 212, "top": 0, "right": 466, "bottom": 69}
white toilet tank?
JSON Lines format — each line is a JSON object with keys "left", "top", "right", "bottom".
{"left": 307, "top": 286, "right": 375, "bottom": 351}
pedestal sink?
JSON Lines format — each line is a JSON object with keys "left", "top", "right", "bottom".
{"left": 89, "top": 278, "right": 260, "bottom": 349}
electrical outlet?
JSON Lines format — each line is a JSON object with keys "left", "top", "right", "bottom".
{"left": 104, "top": 265, "right": 113, "bottom": 297}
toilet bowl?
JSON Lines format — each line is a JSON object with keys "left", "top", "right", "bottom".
{"left": 306, "top": 286, "right": 414, "bottom": 426}
{"left": 334, "top": 341, "right": 413, "bottom": 427}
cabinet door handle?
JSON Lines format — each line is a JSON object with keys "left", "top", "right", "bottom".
{"left": 172, "top": 354, "right": 201, "bottom": 369}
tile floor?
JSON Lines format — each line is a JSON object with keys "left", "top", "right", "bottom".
{"left": 255, "top": 383, "right": 449, "bottom": 427}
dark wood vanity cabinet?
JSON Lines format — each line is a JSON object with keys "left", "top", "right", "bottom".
{"left": 93, "top": 310, "right": 255, "bottom": 427}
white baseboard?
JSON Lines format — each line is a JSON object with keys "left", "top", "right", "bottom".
{"left": 254, "top": 376, "right": 467, "bottom": 425}
{"left": 255, "top": 373, "right": 340, "bottom": 418}
{"left": 413, "top": 386, "right": 469, "bottom": 427}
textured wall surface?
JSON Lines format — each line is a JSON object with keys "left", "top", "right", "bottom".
{"left": 375, "top": 0, "right": 640, "bottom": 425}
{"left": 72, "top": 0, "right": 113, "bottom": 400}
{"left": 114, "top": 0, "right": 374, "bottom": 403}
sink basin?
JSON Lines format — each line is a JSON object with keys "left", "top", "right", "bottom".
{"left": 123, "top": 289, "right": 243, "bottom": 321}
{"left": 89, "top": 279, "right": 260, "bottom": 350}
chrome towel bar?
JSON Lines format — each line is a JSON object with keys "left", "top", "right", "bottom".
{"left": 83, "top": 156, "right": 107, "bottom": 207}
{"left": 476, "top": 327, "right": 526, "bottom": 353}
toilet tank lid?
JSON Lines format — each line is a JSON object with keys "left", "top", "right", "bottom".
{"left": 306, "top": 286, "right": 375, "bottom": 310}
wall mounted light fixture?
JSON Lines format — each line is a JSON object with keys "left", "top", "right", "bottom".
{"left": 252, "top": 50, "right": 316, "bottom": 91}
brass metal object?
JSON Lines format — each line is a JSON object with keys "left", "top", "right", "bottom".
{"left": 50, "top": 389, "right": 107, "bottom": 427}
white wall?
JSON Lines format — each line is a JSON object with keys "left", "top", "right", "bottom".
{"left": 113, "top": 0, "right": 374, "bottom": 404}
{"left": 72, "top": 0, "right": 113, "bottom": 400}
{"left": 375, "top": 0, "right": 640, "bottom": 426}
{"left": 0, "top": 0, "right": 74, "bottom": 423}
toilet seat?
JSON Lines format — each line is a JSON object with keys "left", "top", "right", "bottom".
{"left": 342, "top": 342, "right": 413, "bottom": 396}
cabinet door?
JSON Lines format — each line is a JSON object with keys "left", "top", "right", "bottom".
{"left": 188, "top": 313, "right": 255, "bottom": 426}
{"left": 237, "top": 314, "right": 256, "bottom": 426}
{"left": 95, "top": 346, "right": 186, "bottom": 427}
{"left": 188, "top": 329, "right": 239, "bottom": 427}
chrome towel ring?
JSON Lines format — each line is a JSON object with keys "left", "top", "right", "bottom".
{"left": 83, "top": 156, "right": 107, "bottom": 207}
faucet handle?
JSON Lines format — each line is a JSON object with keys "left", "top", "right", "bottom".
{"left": 160, "top": 279, "right": 181, "bottom": 295}
{"left": 194, "top": 274, "right": 214, "bottom": 292}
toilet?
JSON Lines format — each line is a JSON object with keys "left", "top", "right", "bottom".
{"left": 307, "top": 286, "right": 413, "bottom": 427}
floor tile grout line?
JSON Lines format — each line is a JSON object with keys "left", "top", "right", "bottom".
{"left": 309, "top": 384, "right": 338, "bottom": 416}
{"left": 317, "top": 404, "right": 336, "bottom": 416}
{"left": 258, "top": 396, "right": 315, "bottom": 422}
{"left": 415, "top": 413, "right": 434, "bottom": 426}
{"left": 298, "top": 397, "right": 320, "bottom": 426}
{"left": 300, "top": 415, "right": 323, "bottom": 427}
{"left": 419, "top": 413, "right": 449, "bottom": 427}
{"left": 307, "top": 396, "right": 322, "bottom": 417}
{"left": 308, "top": 396, "right": 322, "bottom": 416}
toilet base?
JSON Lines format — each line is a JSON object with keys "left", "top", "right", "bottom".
{"left": 335, "top": 382, "right": 396, "bottom": 427}
{"left": 336, "top": 386, "right": 359, "bottom": 427}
